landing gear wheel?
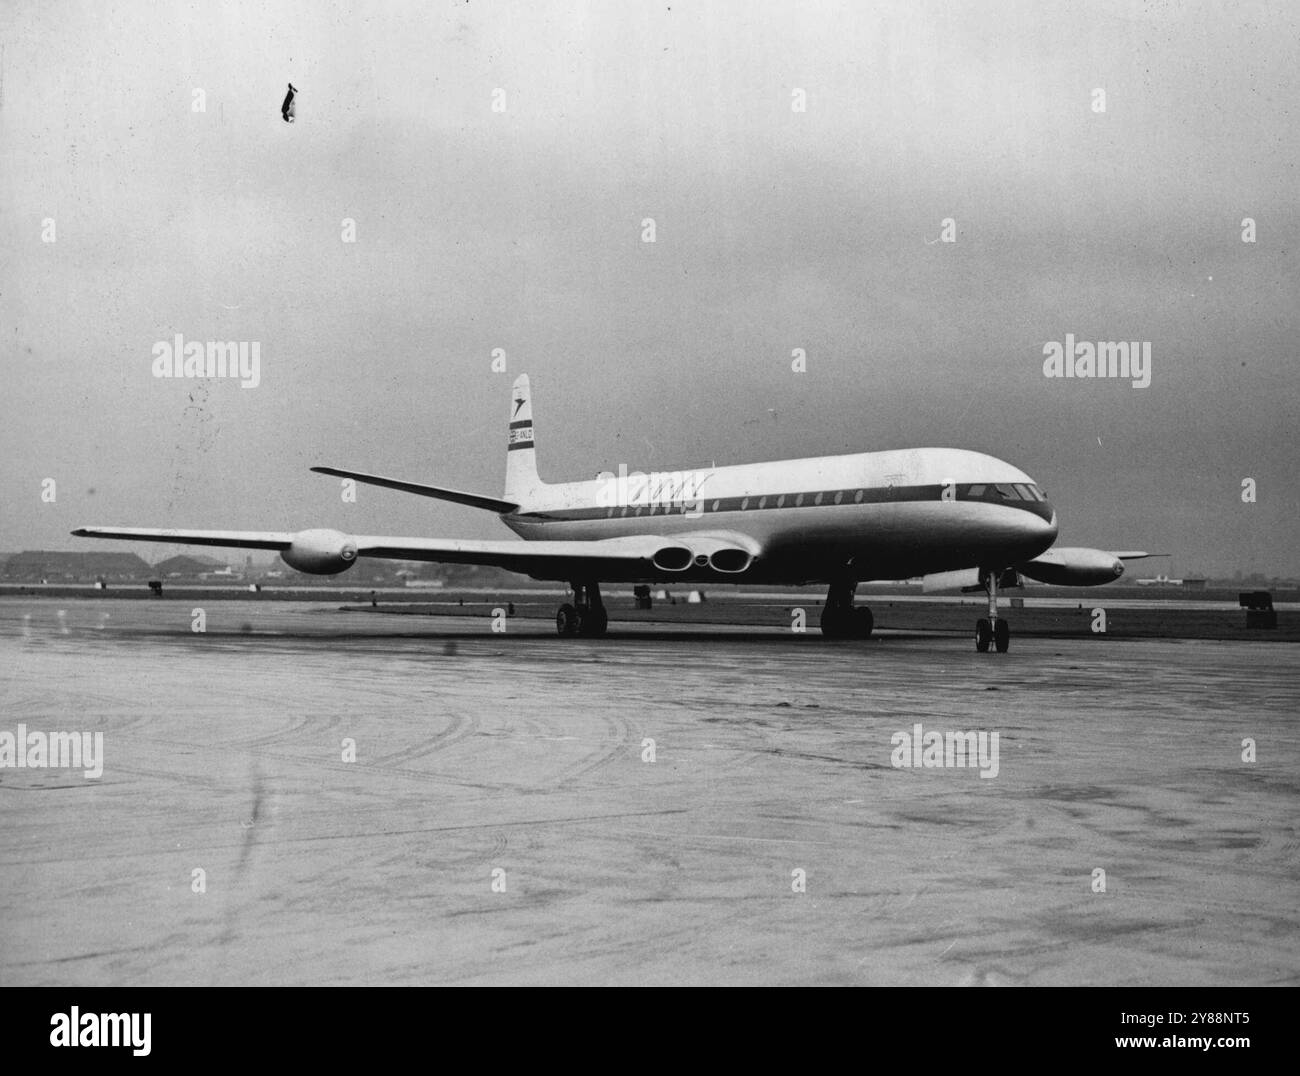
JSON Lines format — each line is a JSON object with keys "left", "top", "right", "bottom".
{"left": 993, "top": 619, "right": 1010, "bottom": 653}
{"left": 820, "top": 578, "right": 872, "bottom": 639}
{"left": 580, "top": 606, "right": 608, "bottom": 637}
{"left": 556, "top": 603, "right": 578, "bottom": 636}
{"left": 819, "top": 606, "right": 872, "bottom": 639}
{"left": 854, "top": 607, "right": 874, "bottom": 638}
{"left": 819, "top": 605, "right": 843, "bottom": 638}
{"left": 560, "top": 581, "right": 609, "bottom": 637}
{"left": 820, "top": 606, "right": 854, "bottom": 638}
{"left": 975, "top": 618, "right": 992, "bottom": 652}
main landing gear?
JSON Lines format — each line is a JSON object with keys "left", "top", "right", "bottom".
{"left": 975, "top": 569, "right": 1011, "bottom": 653}
{"left": 556, "top": 580, "right": 608, "bottom": 637}
{"left": 819, "top": 579, "right": 874, "bottom": 639}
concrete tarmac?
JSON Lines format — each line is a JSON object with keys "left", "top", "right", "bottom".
{"left": 1, "top": 599, "right": 1297, "bottom": 985}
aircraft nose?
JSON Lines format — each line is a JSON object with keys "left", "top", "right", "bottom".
{"left": 1026, "top": 506, "right": 1058, "bottom": 552}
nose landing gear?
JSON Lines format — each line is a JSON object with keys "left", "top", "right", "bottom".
{"left": 975, "top": 570, "right": 1012, "bottom": 652}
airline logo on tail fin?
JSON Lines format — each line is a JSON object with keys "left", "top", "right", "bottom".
{"left": 508, "top": 374, "right": 534, "bottom": 452}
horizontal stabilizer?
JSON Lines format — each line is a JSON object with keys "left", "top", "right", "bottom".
{"left": 71, "top": 527, "right": 293, "bottom": 550}
{"left": 311, "top": 467, "right": 517, "bottom": 514}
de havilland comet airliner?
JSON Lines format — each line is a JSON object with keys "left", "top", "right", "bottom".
{"left": 75, "top": 374, "right": 1153, "bottom": 652}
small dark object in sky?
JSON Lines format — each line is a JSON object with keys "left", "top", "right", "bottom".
{"left": 281, "top": 83, "right": 297, "bottom": 123}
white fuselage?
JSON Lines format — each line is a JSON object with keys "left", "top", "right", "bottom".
{"left": 501, "top": 447, "right": 1058, "bottom": 585}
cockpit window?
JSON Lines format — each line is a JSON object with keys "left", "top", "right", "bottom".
{"left": 994, "top": 483, "right": 1017, "bottom": 499}
{"left": 1013, "top": 484, "right": 1034, "bottom": 500}
{"left": 967, "top": 484, "right": 985, "bottom": 497}
{"left": 1026, "top": 485, "right": 1045, "bottom": 501}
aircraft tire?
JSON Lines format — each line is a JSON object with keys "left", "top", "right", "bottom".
{"left": 820, "top": 606, "right": 848, "bottom": 638}
{"left": 854, "top": 607, "right": 874, "bottom": 638}
{"left": 556, "top": 603, "right": 578, "bottom": 636}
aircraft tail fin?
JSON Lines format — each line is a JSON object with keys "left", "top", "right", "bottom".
{"left": 505, "top": 374, "right": 545, "bottom": 503}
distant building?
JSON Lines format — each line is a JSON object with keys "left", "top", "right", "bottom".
{"left": 154, "top": 554, "right": 227, "bottom": 578}
{"left": 3, "top": 551, "right": 151, "bottom": 582}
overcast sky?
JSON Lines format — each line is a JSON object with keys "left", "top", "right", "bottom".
{"left": 2, "top": 0, "right": 1297, "bottom": 576}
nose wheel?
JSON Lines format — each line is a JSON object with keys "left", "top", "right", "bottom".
{"left": 976, "top": 570, "right": 1012, "bottom": 653}
{"left": 975, "top": 617, "right": 1010, "bottom": 653}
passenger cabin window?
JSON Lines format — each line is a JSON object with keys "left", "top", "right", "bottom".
{"left": 814, "top": 492, "right": 823, "bottom": 505}
{"left": 740, "top": 497, "right": 749, "bottom": 510}
{"left": 795, "top": 493, "right": 804, "bottom": 506}
{"left": 777, "top": 495, "right": 785, "bottom": 507}
{"left": 711, "top": 500, "right": 720, "bottom": 512}
{"left": 834, "top": 491, "right": 844, "bottom": 504}
{"left": 854, "top": 489, "right": 864, "bottom": 503}
{"left": 758, "top": 496, "right": 767, "bottom": 509}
